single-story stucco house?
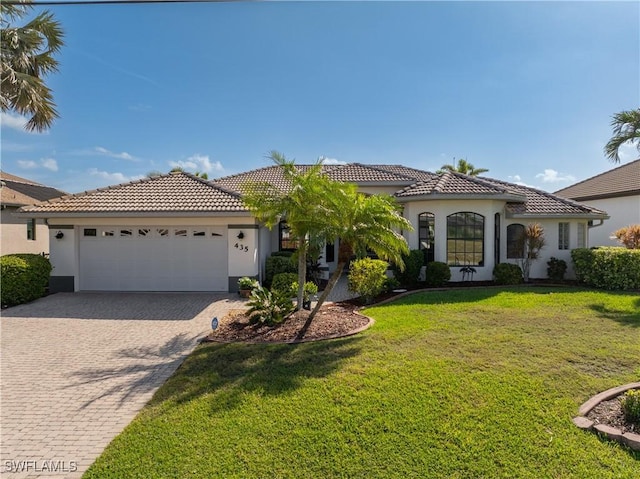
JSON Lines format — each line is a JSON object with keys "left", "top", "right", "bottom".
{"left": 19, "top": 163, "right": 608, "bottom": 293}
{"left": 555, "top": 159, "right": 639, "bottom": 247}
{"left": 1, "top": 171, "right": 67, "bottom": 256}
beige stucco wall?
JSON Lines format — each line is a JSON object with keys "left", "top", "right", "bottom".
{"left": 1, "top": 207, "right": 50, "bottom": 255}
{"left": 578, "top": 195, "right": 639, "bottom": 247}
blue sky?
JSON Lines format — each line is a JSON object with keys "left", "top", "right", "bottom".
{"left": 2, "top": 0, "right": 639, "bottom": 194}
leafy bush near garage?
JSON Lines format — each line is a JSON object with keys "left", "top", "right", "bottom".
{"left": 264, "top": 254, "right": 297, "bottom": 287}
{"left": 493, "top": 263, "right": 523, "bottom": 285}
{"left": 425, "top": 261, "right": 451, "bottom": 287}
{"left": 348, "top": 258, "right": 389, "bottom": 304}
{"left": 621, "top": 390, "right": 640, "bottom": 424}
{"left": 392, "top": 249, "right": 424, "bottom": 287}
{"left": 1, "top": 254, "right": 52, "bottom": 307}
{"left": 572, "top": 247, "right": 640, "bottom": 290}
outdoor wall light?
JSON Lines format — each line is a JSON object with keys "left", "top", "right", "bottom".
{"left": 237, "top": 231, "right": 244, "bottom": 239}
{"left": 55, "top": 231, "right": 64, "bottom": 239}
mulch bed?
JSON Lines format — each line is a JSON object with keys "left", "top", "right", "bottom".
{"left": 203, "top": 302, "right": 371, "bottom": 344}
{"left": 587, "top": 396, "right": 639, "bottom": 434}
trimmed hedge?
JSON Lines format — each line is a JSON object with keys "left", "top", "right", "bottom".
{"left": 493, "top": 263, "right": 523, "bottom": 285}
{"left": 348, "top": 258, "right": 389, "bottom": 304}
{"left": 392, "top": 249, "right": 424, "bottom": 287}
{"left": 1, "top": 254, "right": 52, "bottom": 307}
{"left": 264, "top": 255, "right": 297, "bottom": 287}
{"left": 425, "top": 261, "right": 451, "bottom": 287}
{"left": 572, "top": 247, "right": 640, "bottom": 290}
{"left": 271, "top": 272, "right": 298, "bottom": 297}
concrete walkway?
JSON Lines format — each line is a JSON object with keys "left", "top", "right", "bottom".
{"left": 0, "top": 292, "right": 244, "bottom": 479}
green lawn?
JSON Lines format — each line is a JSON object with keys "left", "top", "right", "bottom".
{"left": 84, "top": 287, "right": 640, "bottom": 478}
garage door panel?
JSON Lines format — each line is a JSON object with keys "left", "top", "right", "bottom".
{"left": 79, "top": 226, "right": 228, "bottom": 291}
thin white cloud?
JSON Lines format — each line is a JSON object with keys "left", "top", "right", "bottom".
{"left": 17, "top": 160, "right": 38, "bottom": 169}
{"left": 17, "top": 158, "right": 58, "bottom": 171}
{"left": 535, "top": 169, "right": 576, "bottom": 183}
{"left": 0, "top": 112, "right": 44, "bottom": 134}
{"left": 41, "top": 158, "right": 59, "bottom": 172}
{"left": 169, "top": 154, "right": 224, "bottom": 174}
{"left": 93, "top": 146, "right": 137, "bottom": 161}
{"left": 507, "top": 174, "right": 537, "bottom": 188}
{"left": 88, "top": 168, "right": 144, "bottom": 184}
{"left": 319, "top": 156, "right": 347, "bottom": 165}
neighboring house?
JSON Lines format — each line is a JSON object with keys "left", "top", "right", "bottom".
{"left": 1, "top": 172, "right": 66, "bottom": 256}
{"left": 555, "top": 159, "right": 640, "bottom": 247}
{"left": 19, "top": 164, "right": 607, "bottom": 293}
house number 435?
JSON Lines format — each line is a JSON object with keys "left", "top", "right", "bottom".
{"left": 234, "top": 243, "right": 249, "bottom": 252}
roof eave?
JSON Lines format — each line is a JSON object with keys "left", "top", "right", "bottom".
{"left": 505, "top": 212, "right": 610, "bottom": 220}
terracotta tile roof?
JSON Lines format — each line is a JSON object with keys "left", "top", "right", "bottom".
{"left": 396, "top": 171, "right": 516, "bottom": 197}
{"left": 554, "top": 159, "right": 640, "bottom": 201}
{"left": 481, "top": 177, "right": 608, "bottom": 217}
{"left": 211, "top": 163, "right": 418, "bottom": 194}
{"left": 20, "top": 172, "right": 245, "bottom": 214}
{"left": 18, "top": 164, "right": 606, "bottom": 218}
{"left": 1, "top": 171, "right": 67, "bottom": 206}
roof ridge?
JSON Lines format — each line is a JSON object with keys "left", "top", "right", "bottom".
{"left": 352, "top": 163, "right": 418, "bottom": 182}
{"left": 554, "top": 158, "right": 640, "bottom": 195}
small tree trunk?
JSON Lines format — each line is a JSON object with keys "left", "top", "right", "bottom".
{"left": 296, "top": 236, "right": 307, "bottom": 311}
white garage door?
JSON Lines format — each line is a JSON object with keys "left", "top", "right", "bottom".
{"left": 79, "top": 226, "right": 228, "bottom": 291}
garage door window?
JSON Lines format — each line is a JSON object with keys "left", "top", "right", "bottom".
{"left": 193, "top": 229, "right": 206, "bottom": 237}
{"left": 102, "top": 230, "right": 115, "bottom": 237}
{"left": 157, "top": 228, "right": 169, "bottom": 237}
{"left": 175, "top": 229, "right": 187, "bottom": 237}
{"left": 138, "top": 228, "right": 151, "bottom": 237}
{"left": 84, "top": 228, "right": 97, "bottom": 237}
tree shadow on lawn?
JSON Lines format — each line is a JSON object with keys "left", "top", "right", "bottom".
{"left": 589, "top": 302, "right": 640, "bottom": 328}
{"left": 149, "top": 336, "right": 364, "bottom": 414}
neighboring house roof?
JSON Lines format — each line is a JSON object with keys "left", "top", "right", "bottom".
{"left": 554, "top": 159, "right": 640, "bottom": 201}
{"left": 19, "top": 164, "right": 607, "bottom": 219}
{"left": 19, "top": 172, "right": 246, "bottom": 216}
{"left": 0, "top": 171, "right": 67, "bottom": 207}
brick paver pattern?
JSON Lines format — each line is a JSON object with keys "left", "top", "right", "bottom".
{"left": 1, "top": 292, "right": 244, "bottom": 479}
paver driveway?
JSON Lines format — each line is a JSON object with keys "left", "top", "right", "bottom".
{"left": 1, "top": 292, "right": 245, "bottom": 479}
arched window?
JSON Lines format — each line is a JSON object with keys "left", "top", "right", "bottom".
{"left": 506, "top": 224, "right": 525, "bottom": 258}
{"left": 446, "top": 212, "right": 484, "bottom": 266}
{"left": 418, "top": 212, "right": 435, "bottom": 263}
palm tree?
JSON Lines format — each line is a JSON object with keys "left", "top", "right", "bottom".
{"left": 604, "top": 108, "right": 640, "bottom": 163}
{"left": 307, "top": 189, "right": 413, "bottom": 322}
{"left": 437, "top": 158, "right": 488, "bottom": 176}
{"left": 242, "top": 151, "right": 339, "bottom": 311}
{"left": 1, "top": 1, "right": 64, "bottom": 132}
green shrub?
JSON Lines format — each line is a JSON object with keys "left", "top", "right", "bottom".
{"left": 392, "top": 249, "right": 424, "bottom": 287}
{"left": 246, "top": 285, "right": 295, "bottom": 326}
{"left": 493, "top": 263, "right": 523, "bottom": 285}
{"left": 271, "top": 272, "right": 298, "bottom": 297}
{"left": 348, "top": 258, "right": 389, "bottom": 304}
{"left": 571, "top": 247, "right": 640, "bottom": 290}
{"left": 546, "top": 257, "right": 567, "bottom": 282}
{"left": 621, "top": 389, "right": 640, "bottom": 424}
{"left": 425, "top": 261, "right": 451, "bottom": 287}
{"left": 384, "top": 276, "right": 401, "bottom": 292}
{"left": 1, "top": 254, "right": 52, "bottom": 307}
{"left": 265, "top": 255, "right": 297, "bottom": 287}
{"left": 271, "top": 250, "right": 294, "bottom": 257}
